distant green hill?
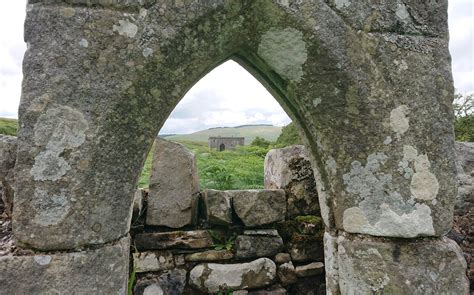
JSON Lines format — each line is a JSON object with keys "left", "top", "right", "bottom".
{"left": 165, "top": 124, "right": 282, "bottom": 145}
{"left": 0, "top": 118, "right": 283, "bottom": 145}
{"left": 0, "top": 118, "right": 18, "bottom": 136}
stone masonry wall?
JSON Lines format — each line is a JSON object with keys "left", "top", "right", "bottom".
{"left": 129, "top": 140, "right": 325, "bottom": 294}
{"left": 209, "top": 137, "right": 245, "bottom": 151}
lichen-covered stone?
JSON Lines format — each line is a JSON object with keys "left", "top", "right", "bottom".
{"left": 146, "top": 138, "right": 199, "bottom": 228}
{"left": 202, "top": 189, "right": 233, "bottom": 225}
{"left": 0, "top": 135, "right": 17, "bottom": 217}
{"left": 133, "top": 251, "right": 174, "bottom": 273}
{"left": 264, "top": 145, "right": 319, "bottom": 217}
{"left": 135, "top": 230, "right": 213, "bottom": 251}
{"left": 189, "top": 258, "right": 276, "bottom": 293}
{"left": 334, "top": 234, "right": 469, "bottom": 294}
{"left": 235, "top": 230, "right": 284, "bottom": 260}
{"left": 232, "top": 190, "right": 286, "bottom": 226}
{"left": 0, "top": 236, "right": 129, "bottom": 294}
{"left": 185, "top": 250, "right": 234, "bottom": 262}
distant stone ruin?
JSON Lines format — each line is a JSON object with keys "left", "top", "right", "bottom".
{"left": 1, "top": 0, "right": 470, "bottom": 294}
{"left": 209, "top": 136, "right": 245, "bottom": 151}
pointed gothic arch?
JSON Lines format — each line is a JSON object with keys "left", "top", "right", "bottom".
{"left": 8, "top": 1, "right": 468, "bottom": 294}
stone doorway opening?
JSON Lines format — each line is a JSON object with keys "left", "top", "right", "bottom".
{"left": 129, "top": 59, "right": 325, "bottom": 294}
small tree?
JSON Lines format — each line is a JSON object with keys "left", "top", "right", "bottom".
{"left": 251, "top": 136, "right": 271, "bottom": 148}
{"left": 275, "top": 122, "right": 303, "bottom": 147}
{"left": 453, "top": 92, "right": 473, "bottom": 142}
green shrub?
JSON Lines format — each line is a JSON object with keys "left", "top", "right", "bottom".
{"left": 251, "top": 136, "right": 272, "bottom": 148}
{"left": 453, "top": 93, "right": 473, "bottom": 142}
{"left": 275, "top": 122, "right": 302, "bottom": 147}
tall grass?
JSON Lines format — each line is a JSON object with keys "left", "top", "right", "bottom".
{"left": 138, "top": 140, "right": 269, "bottom": 190}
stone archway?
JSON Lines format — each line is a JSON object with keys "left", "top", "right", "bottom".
{"left": 219, "top": 143, "right": 226, "bottom": 152}
{"left": 5, "top": 0, "right": 468, "bottom": 294}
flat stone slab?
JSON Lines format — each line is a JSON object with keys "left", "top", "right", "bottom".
{"left": 135, "top": 230, "right": 213, "bottom": 250}
{"left": 133, "top": 251, "right": 174, "bottom": 273}
{"left": 294, "top": 262, "right": 324, "bottom": 277}
{"left": 147, "top": 138, "right": 199, "bottom": 228}
{"left": 202, "top": 189, "right": 233, "bottom": 225}
{"left": 185, "top": 250, "right": 234, "bottom": 262}
{"left": 334, "top": 234, "right": 469, "bottom": 294}
{"left": 0, "top": 236, "right": 129, "bottom": 294}
{"left": 231, "top": 189, "right": 286, "bottom": 226}
{"left": 235, "top": 230, "right": 284, "bottom": 260}
{"left": 189, "top": 258, "right": 276, "bottom": 293}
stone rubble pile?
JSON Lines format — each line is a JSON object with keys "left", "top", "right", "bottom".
{"left": 130, "top": 140, "right": 325, "bottom": 294}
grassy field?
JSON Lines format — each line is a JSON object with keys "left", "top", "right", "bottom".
{"left": 0, "top": 118, "right": 271, "bottom": 190}
{"left": 138, "top": 140, "right": 269, "bottom": 189}
{"left": 0, "top": 118, "right": 18, "bottom": 136}
{"left": 165, "top": 124, "right": 282, "bottom": 145}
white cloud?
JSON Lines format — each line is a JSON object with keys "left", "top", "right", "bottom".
{"left": 0, "top": 1, "right": 472, "bottom": 134}
{"left": 449, "top": 0, "right": 474, "bottom": 93}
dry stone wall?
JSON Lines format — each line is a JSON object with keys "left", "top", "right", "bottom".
{"left": 128, "top": 143, "right": 326, "bottom": 294}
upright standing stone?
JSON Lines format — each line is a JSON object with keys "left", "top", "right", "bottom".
{"left": 146, "top": 138, "right": 199, "bottom": 228}
{"left": 264, "top": 145, "right": 319, "bottom": 218}
{"left": 0, "top": 135, "right": 17, "bottom": 216}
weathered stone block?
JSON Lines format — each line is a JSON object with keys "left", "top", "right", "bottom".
{"left": 189, "top": 258, "right": 276, "bottom": 293}
{"left": 278, "top": 261, "right": 297, "bottom": 286}
{"left": 135, "top": 230, "right": 213, "bottom": 251}
{"left": 0, "top": 135, "right": 17, "bottom": 217}
{"left": 289, "top": 234, "right": 324, "bottom": 263}
{"left": 294, "top": 262, "right": 324, "bottom": 277}
{"left": 264, "top": 145, "right": 319, "bottom": 217}
{"left": 333, "top": 234, "right": 469, "bottom": 294}
{"left": 185, "top": 249, "right": 234, "bottom": 262}
{"left": 0, "top": 236, "right": 129, "bottom": 294}
{"left": 235, "top": 230, "right": 284, "bottom": 259}
{"left": 147, "top": 138, "right": 199, "bottom": 228}
{"left": 202, "top": 189, "right": 233, "bottom": 225}
{"left": 133, "top": 251, "right": 174, "bottom": 273}
{"left": 275, "top": 252, "right": 291, "bottom": 264}
{"left": 455, "top": 141, "right": 474, "bottom": 215}
{"left": 134, "top": 268, "right": 187, "bottom": 295}
{"left": 232, "top": 189, "right": 286, "bottom": 226}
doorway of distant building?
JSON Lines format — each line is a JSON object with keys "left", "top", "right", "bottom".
{"left": 219, "top": 143, "right": 225, "bottom": 151}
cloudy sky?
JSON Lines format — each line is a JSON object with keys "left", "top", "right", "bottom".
{"left": 1, "top": 1, "right": 473, "bottom": 134}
